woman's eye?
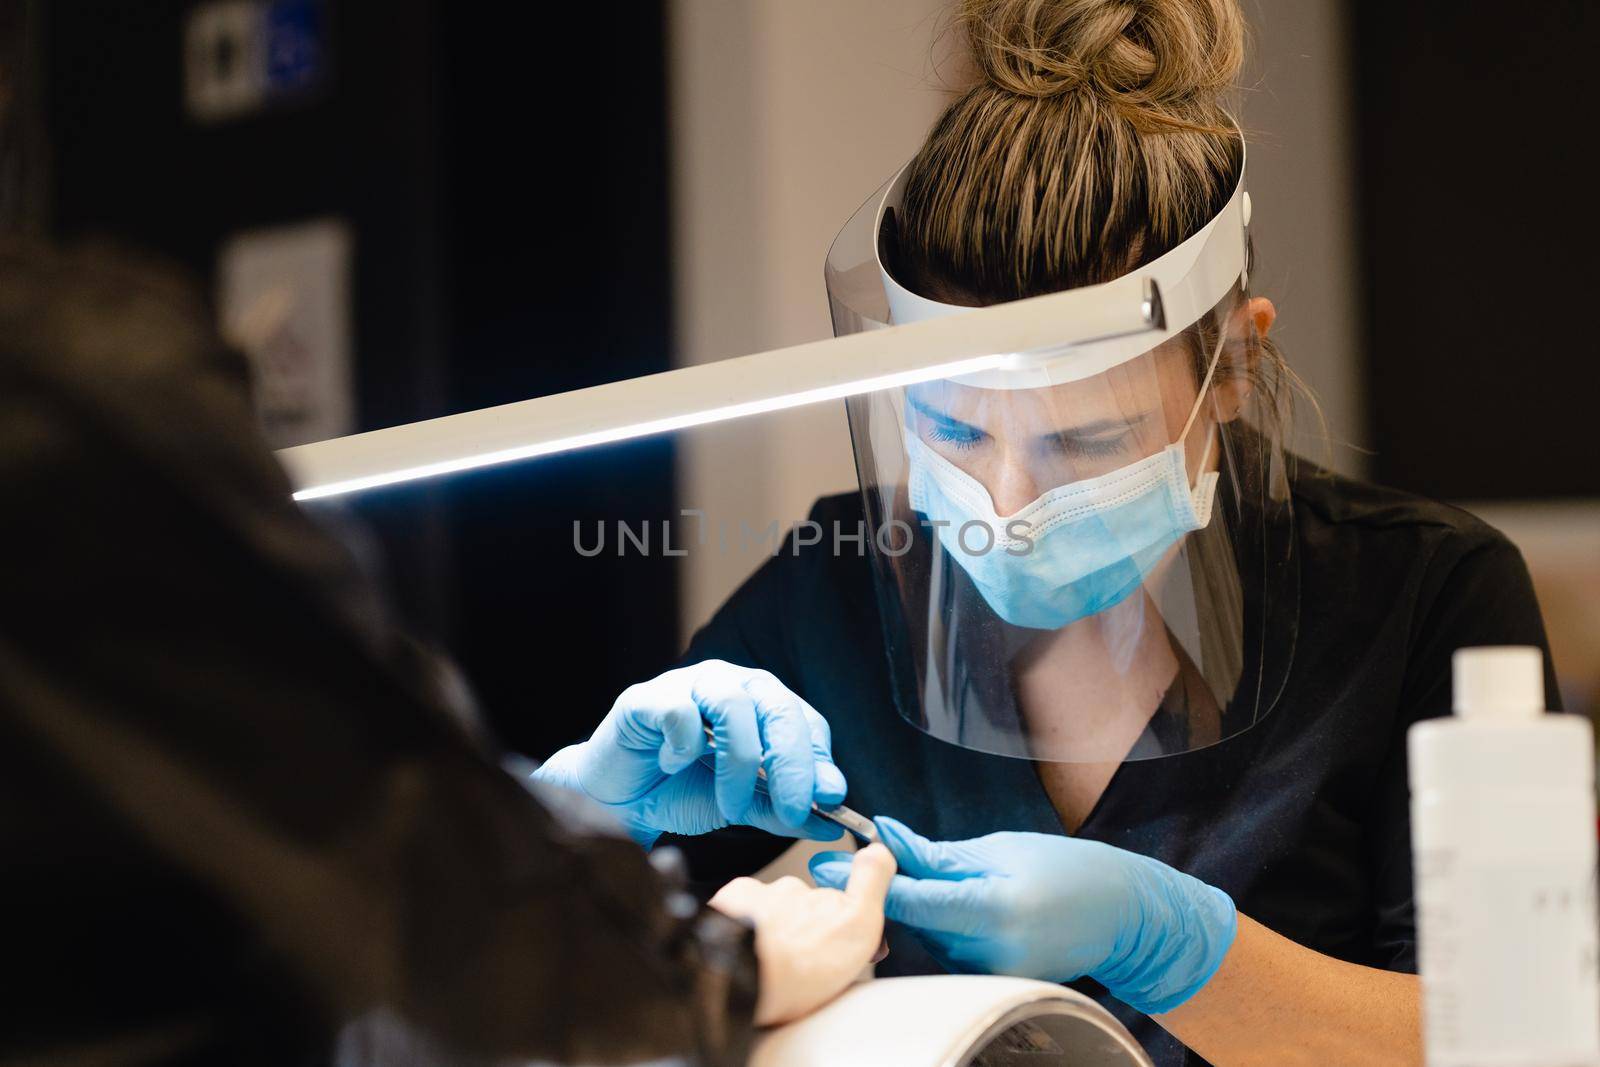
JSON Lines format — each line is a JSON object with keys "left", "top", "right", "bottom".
{"left": 925, "top": 422, "right": 985, "bottom": 450}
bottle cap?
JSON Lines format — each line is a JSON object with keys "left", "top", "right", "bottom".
{"left": 1453, "top": 646, "right": 1545, "bottom": 719}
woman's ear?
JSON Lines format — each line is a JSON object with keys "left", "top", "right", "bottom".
{"left": 1245, "top": 296, "right": 1276, "bottom": 340}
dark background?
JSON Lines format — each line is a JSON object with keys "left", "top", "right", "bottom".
{"left": 33, "top": 0, "right": 679, "bottom": 758}
{"left": 1350, "top": 0, "right": 1598, "bottom": 500}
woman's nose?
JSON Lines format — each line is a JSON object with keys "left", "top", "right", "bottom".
{"left": 985, "top": 459, "right": 1043, "bottom": 518}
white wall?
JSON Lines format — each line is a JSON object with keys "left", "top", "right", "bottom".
{"left": 1238, "top": 0, "right": 1367, "bottom": 474}
{"left": 668, "top": 0, "right": 956, "bottom": 640}
{"left": 668, "top": 0, "right": 1368, "bottom": 641}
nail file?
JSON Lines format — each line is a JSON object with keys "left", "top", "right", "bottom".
{"left": 699, "top": 724, "right": 878, "bottom": 844}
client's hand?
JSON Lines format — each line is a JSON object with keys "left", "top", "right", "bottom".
{"left": 710, "top": 844, "right": 895, "bottom": 1027}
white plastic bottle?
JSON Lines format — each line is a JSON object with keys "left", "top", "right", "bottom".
{"left": 1410, "top": 646, "right": 1600, "bottom": 1067}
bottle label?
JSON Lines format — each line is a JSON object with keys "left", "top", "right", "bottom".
{"left": 1418, "top": 849, "right": 1600, "bottom": 1066}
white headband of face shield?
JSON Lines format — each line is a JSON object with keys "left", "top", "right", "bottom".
{"left": 873, "top": 136, "right": 1251, "bottom": 391}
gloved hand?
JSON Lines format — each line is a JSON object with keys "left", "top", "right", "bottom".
{"left": 533, "top": 660, "right": 848, "bottom": 849}
{"left": 809, "top": 817, "right": 1236, "bottom": 1015}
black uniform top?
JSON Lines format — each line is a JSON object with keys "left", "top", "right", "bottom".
{"left": 674, "top": 469, "right": 1557, "bottom": 1067}
{"left": 0, "top": 243, "right": 758, "bottom": 1067}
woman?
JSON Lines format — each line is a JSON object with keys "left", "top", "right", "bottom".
{"left": 538, "top": 1, "right": 1555, "bottom": 1063}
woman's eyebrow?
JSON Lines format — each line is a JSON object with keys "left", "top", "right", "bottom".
{"left": 1047, "top": 411, "right": 1154, "bottom": 439}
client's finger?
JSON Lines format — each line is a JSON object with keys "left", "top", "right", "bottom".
{"left": 844, "top": 843, "right": 896, "bottom": 909}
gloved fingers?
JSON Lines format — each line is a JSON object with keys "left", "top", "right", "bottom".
{"left": 633, "top": 763, "right": 727, "bottom": 837}
{"left": 809, "top": 856, "right": 991, "bottom": 935}
{"left": 798, "top": 702, "right": 848, "bottom": 807}
{"left": 806, "top": 847, "right": 898, "bottom": 901}
{"left": 741, "top": 670, "right": 848, "bottom": 817}
{"left": 655, "top": 702, "right": 709, "bottom": 775}
{"left": 911, "top": 930, "right": 995, "bottom": 976}
{"left": 743, "top": 670, "right": 818, "bottom": 828}
{"left": 691, "top": 665, "right": 763, "bottom": 822}
{"left": 874, "top": 817, "right": 987, "bottom": 880}
{"left": 807, "top": 851, "right": 855, "bottom": 888}
{"left": 738, "top": 670, "right": 848, "bottom": 810}
{"left": 605, "top": 672, "right": 707, "bottom": 773}
{"left": 880, "top": 874, "right": 996, "bottom": 935}
{"left": 739, "top": 794, "right": 844, "bottom": 841}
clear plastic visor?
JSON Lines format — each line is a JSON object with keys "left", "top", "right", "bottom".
{"left": 828, "top": 165, "right": 1296, "bottom": 763}
{"left": 851, "top": 302, "right": 1288, "bottom": 761}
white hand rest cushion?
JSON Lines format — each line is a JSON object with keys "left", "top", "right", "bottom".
{"left": 751, "top": 975, "right": 1154, "bottom": 1067}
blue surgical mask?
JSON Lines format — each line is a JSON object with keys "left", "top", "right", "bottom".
{"left": 905, "top": 431, "right": 1220, "bottom": 630}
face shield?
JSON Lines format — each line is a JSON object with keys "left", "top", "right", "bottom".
{"left": 826, "top": 149, "right": 1298, "bottom": 762}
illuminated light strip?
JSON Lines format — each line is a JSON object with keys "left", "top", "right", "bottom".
{"left": 278, "top": 277, "right": 1164, "bottom": 501}
{"left": 287, "top": 352, "right": 1009, "bottom": 500}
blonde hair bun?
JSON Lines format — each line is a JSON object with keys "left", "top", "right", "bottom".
{"left": 961, "top": 0, "right": 1244, "bottom": 117}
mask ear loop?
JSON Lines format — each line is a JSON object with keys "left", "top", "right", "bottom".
{"left": 1177, "top": 310, "right": 1231, "bottom": 487}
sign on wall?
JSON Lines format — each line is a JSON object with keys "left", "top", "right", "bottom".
{"left": 183, "top": 0, "right": 327, "bottom": 124}
{"left": 218, "top": 218, "right": 355, "bottom": 449}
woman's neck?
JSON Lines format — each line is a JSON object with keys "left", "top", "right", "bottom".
{"left": 1016, "top": 593, "right": 1179, "bottom": 751}
{"left": 1014, "top": 592, "right": 1180, "bottom": 831}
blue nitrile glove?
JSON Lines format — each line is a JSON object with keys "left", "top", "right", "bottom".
{"left": 809, "top": 817, "right": 1236, "bottom": 1015}
{"left": 532, "top": 660, "right": 848, "bottom": 849}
